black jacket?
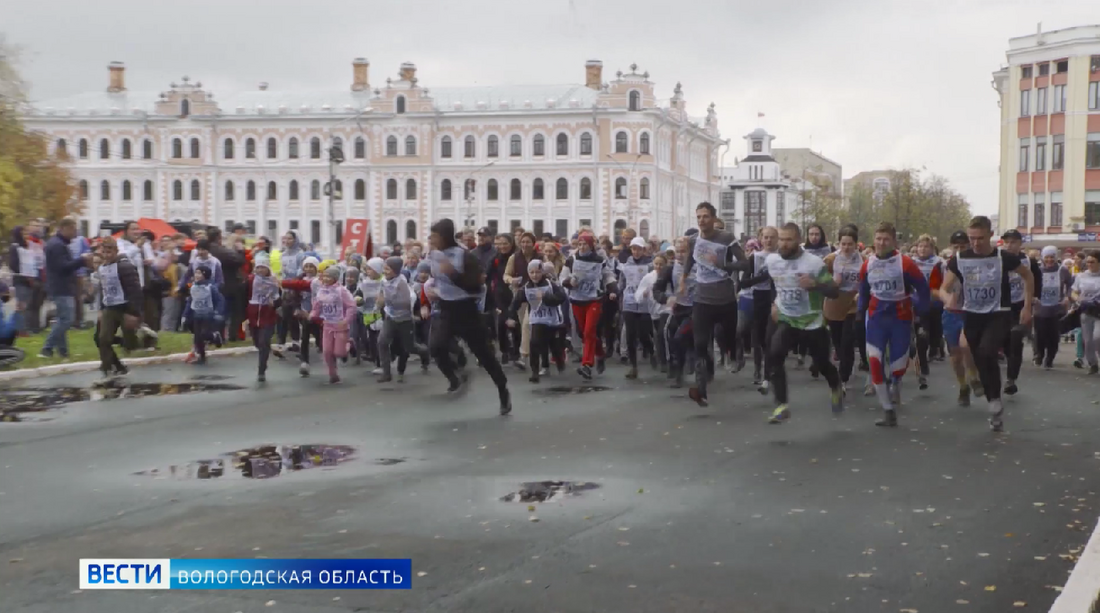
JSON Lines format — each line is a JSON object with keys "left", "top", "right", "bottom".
{"left": 45, "top": 232, "right": 86, "bottom": 297}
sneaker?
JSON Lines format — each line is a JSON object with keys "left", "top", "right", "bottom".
{"left": 731, "top": 357, "right": 745, "bottom": 374}
{"left": 889, "top": 383, "right": 901, "bottom": 406}
{"left": 447, "top": 372, "right": 469, "bottom": 393}
{"left": 184, "top": 351, "right": 197, "bottom": 364}
{"left": 272, "top": 346, "right": 285, "bottom": 360}
{"left": 288, "top": 342, "right": 301, "bottom": 354}
{"left": 36, "top": 350, "right": 52, "bottom": 359}
{"left": 625, "top": 367, "right": 638, "bottom": 380}
{"left": 529, "top": 374, "right": 540, "bottom": 384}
{"left": 918, "top": 375, "right": 928, "bottom": 390}
{"left": 397, "top": 373, "right": 405, "bottom": 383}
{"left": 757, "top": 380, "right": 770, "bottom": 395}
{"left": 620, "top": 355, "right": 629, "bottom": 365}
{"left": 1090, "top": 364, "right": 1100, "bottom": 375}
{"left": 863, "top": 384, "right": 875, "bottom": 397}
{"left": 768, "top": 405, "right": 791, "bottom": 424}
{"left": 211, "top": 332, "right": 224, "bottom": 348}
{"left": 970, "top": 379, "right": 985, "bottom": 398}
{"left": 299, "top": 362, "right": 310, "bottom": 377}
{"left": 1003, "top": 380, "right": 1018, "bottom": 395}
{"left": 329, "top": 375, "right": 340, "bottom": 384}
{"left": 830, "top": 388, "right": 845, "bottom": 415}
{"left": 1032, "top": 356, "right": 1043, "bottom": 367}
{"left": 257, "top": 373, "right": 266, "bottom": 382}
{"left": 577, "top": 365, "right": 593, "bottom": 380}
{"left": 512, "top": 359, "right": 527, "bottom": 371}
{"left": 1073, "top": 359, "right": 1084, "bottom": 369}
{"left": 539, "top": 368, "right": 549, "bottom": 376}
{"left": 113, "top": 363, "right": 129, "bottom": 376}
{"left": 957, "top": 385, "right": 971, "bottom": 407}
{"left": 371, "top": 366, "right": 383, "bottom": 375}
{"left": 499, "top": 389, "right": 512, "bottom": 416}
{"left": 989, "top": 409, "right": 1005, "bottom": 433}
{"left": 377, "top": 373, "right": 393, "bottom": 383}
{"left": 688, "top": 387, "right": 708, "bottom": 407}
{"left": 875, "top": 410, "right": 898, "bottom": 428}
{"left": 752, "top": 370, "right": 762, "bottom": 386}
{"left": 596, "top": 359, "right": 606, "bottom": 375}
{"left": 1043, "top": 360, "right": 1053, "bottom": 371}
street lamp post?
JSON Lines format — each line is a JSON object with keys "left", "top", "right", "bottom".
{"left": 326, "top": 143, "right": 345, "bottom": 258}
{"left": 463, "top": 160, "right": 496, "bottom": 229}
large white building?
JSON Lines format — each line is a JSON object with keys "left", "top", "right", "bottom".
{"left": 21, "top": 59, "right": 724, "bottom": 251}
{"left": 718, "top": 128, "right": 807, "bottom": 239}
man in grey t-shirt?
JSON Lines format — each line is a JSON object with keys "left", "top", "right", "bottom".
{"left": 679, "top": 202, "right": 750, "bottom": 406}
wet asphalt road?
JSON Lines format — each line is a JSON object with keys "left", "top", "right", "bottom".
{"left": 0, "top": 347, "right": 1098, "bottom": 613}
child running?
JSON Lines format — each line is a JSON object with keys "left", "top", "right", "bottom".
{"left": 182, "top": 266, "right": 226, "bottom": 366}
{"left": 507, "top": 259, "right": 567, "bottom": 383}
{"left": 246, "top": 252, "right": 281, "bottom": 381}
{"left": 310, "top": 266, "right": 357, "bottom": 384}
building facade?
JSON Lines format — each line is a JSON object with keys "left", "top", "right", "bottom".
{"left": 718, "top": 128, "right": 803, "bottom": 239}
{"left": 992, "top": 24, "right": 1100, "bottom": 244}
{"left": 772, "top": 147, "right": 843, "bottom": 197}
{"left": 21, "top": 59, "right": 724, "bottom": 251}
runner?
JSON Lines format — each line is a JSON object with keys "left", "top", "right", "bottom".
{"left": 1070, "top": 249, "right": 1100, "bottom": 374}
{"left": 652, "top": 235, "right": 696, "bottom": 389}
{"left": 619, "top": 237, "right": 654, "bottom": 380}
{"left": 936, "top": 231, "right": 985, "bottom": 406}
{"left": 246, "top": 252, "right": 280, "bottom": 382}
{"left": 912, "top": 234, "right": 945, "bottom": 389}
{"left": 1032, "top": 246, "right": 1073, "bottom": 370}
{"left": 1000, "top": 229, "right": 1043, "bottom": 395}
{"left": 745, "top": 227, "right": 778, "bottom": 392}
{"left": 858, "top": 221, "right": 931, "bottom": 427}
{"left": 939, "top": 216, "right": 1035, "bottom": 432}
{"left": 743, "top": 223, "right": 843, "bottom": 423}
{"left": 561, "top": 231, "right": 617, "bottom": 380}
{"left": 428, "top": 219, "right": 512, "bottom": 415}
{"left": 310, "top": 266, "right": 357, "bottom": 384}
{"left": 93, "top": 237, "right": 143, "bottom": 380}
{"left": 506, "top": 259, "right": 567, "bottom": 382}
{"left": 678, "top": 202, "right": 749, "bottom": 407}
{"left": 822, "top": 225, "right": 864, "bottom": 393}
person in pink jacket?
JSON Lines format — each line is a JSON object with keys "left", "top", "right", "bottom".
{"left": 310, "top": 266, "right": 358, "bottom": 383}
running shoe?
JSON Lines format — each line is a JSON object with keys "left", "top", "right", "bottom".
{"left": 989, "top": 410, "right": 1004, "bottom": 433}
{"left": 596, "top": 359, "right": 606, "bottom": 375}
{"left": 1003, "top": 379, "right": 1018, "bottom": 395}
{"left": 577, "top": 365, "right": 593, "bottom": 380}
{"left": 863, "top": 384, "right": 875, "bottom": 397}
{"left": 957, "top": 385, "right": 971, "bottom": 407}
{"left": 768, "top": 405, "right": 790, "bottom": 424}
{"left": 757, "top": 380, "right": 770, "bottom": 395}
{"left": 1089, "top": 364, "right": 1099, "bottom": 375}
{"left": 512, "top": 359, "right": 527, "bottom": 371}
{"left": 625, "top": 367, "right": 638, "bottom": 380}
{"left": 875, "top": 409, "right": 898, "bottom": 428}
{"left": 184, "top": 351, "right": 197, "bottom": 364}
{"left": 889, "top": 383, "right": 901, "bottom": 406}
{"left": 688, "top": 387, "right": 708, "bottom": 407}
{"left": 830, "top": 388, "right": 845, "bottom": 414}
{"left": 970, "top": 379, "right": 985, "bottom": 398}
{"left": 1073, "top": 359, "right": 1084, "bottom": 369}
{"left": 257, "top": 373, "right": 266, "bottom": 382}
{"left": 272, "top": 345, "right": 285, "bottom": 360}
{"left": 299, "top": 362, "right": 310, "bottom": 377}
{"left": 329, "top": 375, "right": 340, "bottom": 384}
{"left": 918, "top": 375, "right": 928, "bottom": 390}
{"left": 499, "top": 389, "right": 512, "bottom": 416}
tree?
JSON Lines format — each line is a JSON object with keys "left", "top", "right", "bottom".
{"left": 0, "top": 37, "right": 80, "bottom": 244}
{"left": 794, "top": 176, "right": 845, "bottom": 238}
{"left": 841, "top": 168, "right": 972, "bottom": 249}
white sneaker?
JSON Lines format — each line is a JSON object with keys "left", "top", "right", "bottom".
{"left": 299, "top": 362, "right": 310, "bottom": 377}
{"left": 371, "top": 367, "right": 383, "bottom": 375}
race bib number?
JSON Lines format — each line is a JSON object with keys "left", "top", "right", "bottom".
{"left": 571, "top": 260, "right": 601, "bottom": 299}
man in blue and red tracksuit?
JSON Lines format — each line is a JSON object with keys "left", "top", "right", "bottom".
{"left": 858, "top": 221, "right": 931, "bottom": 428}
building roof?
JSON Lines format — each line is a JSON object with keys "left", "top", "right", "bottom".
{"left": 27, "top": 83, "right": 606, "bottom": 117}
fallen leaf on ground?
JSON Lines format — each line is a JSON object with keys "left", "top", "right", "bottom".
{"left": 417, "top": 571, "right": 428, "bottom": 577}
{"left": 1013, "top": 602, "right": 1026, "bottom": 608}
{"left": 956, "top": 600, "right": 969, "bottom": 604}
{"left": 984, "top": 585, "right": 996, "bottom": 591}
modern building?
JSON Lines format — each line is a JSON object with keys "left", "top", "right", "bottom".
{"left": 718, "top": 128, "right": 803, "bottom": 239}
{"left": 844, "top": 170, "right": 896, "bottom": 205}
{"left": 992, "top": 24, "right": 1100, "bottom": 245}
{"left": 772, "top": 148, "right": 843, "bottom": 197}
{"left": 21, "top": 59, "right": 724, "bottom": 251}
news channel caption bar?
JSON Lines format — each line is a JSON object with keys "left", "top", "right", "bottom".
{"left": 79, "top": 559, "right": 413, "bottom": 589}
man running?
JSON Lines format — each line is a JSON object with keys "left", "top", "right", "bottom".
{"left": 427, "top": 219, "right": 512, "bottom": 415}
{"left": 749, "top": 223, "right": 843, "bottom": 423}
{"left": 746, "top": 226, "right": 778, "bottom": 392}
{"left": 678, "top": 202, "right": 749, "bottom": 406}
{"left": 937, "top": 231, "right": 984, "bottom": 406}
{"left": 999, "top": 229, "right": 1043, "bottom": 395}
{"left": 858, "top": 222, "right": 931, "bottom": 427}
{"left": 939, "top": 216, "right": 1034, "bottom": 432}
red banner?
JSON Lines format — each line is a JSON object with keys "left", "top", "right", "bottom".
{"left": 341, "top": 219, "right": 371, "bottom": 258}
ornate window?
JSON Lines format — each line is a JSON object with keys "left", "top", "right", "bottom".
{"left": 533, "top": 178, "right": 545, "bottom": 200}
{"left": 311, "top": 137, "right": 321, "bottom": 159}
{"left": 311, "top": 180, "right": 321, "bottom": 200}
{"left": 406, "top": 178, "right": 417, "bottom": 199}
{"left": 99, "top": 138, "right": 110, "bottom": 159}
{"left": 190, "top": 179, "right": 200, "bottom": 200}
{"left": 629, "top": 90, "right": 641, "bottom": 111}
{"left": 615, "top": 177, "right": 627, "bottom": 199}
{"left": 510, "top": 178, "right": 521, "bottom": 200}
{"left": 190, "top": 138, "right": 200, "bottom": 159}
{"left": 487, "top": 179, "right": 498, "bottom": 201}
{"left": 556, "top": 178, "right": 568, "bottom": 200}
{"left": 267, "top": 137, "right": 277, "bottom": 159}
{"left": 289, "top": 180, "right": 299, "bottom": 200}
{"left": 405, "top": 136, "right": 416, "bottom": 156}
{"left": 122, "top": 180, "right": 132, "bottom": 201}
{"left": 172, "top": 180, "right": 182, "bottom": 200}
{"left": 488, "top": 135, "right": 499, "bottom": 158}
{"left": 246, "top": 180, "right": 256, "bottom": 201}
{"left": 143, "top": 180, "right": 153, "bottom": 201}
{"left": 355, "top": 179, "right": 365, "bottom": 200}
{"left": 615, "top": 132, "right": 628, "bottom": 153}
{"left": 288, "top": 137, "right": 299, "bottom": 159}
{"left": 386, "top": 179, "right": 398, "bottom": 200}
{"left": 245, "top": 138, "right": 255, "bottom": 159}
{"left": 225, "top": 181, "right": 235, "bottom": 201}
{"left": 386, "top": 136, "right": 397, "bottom": 156}
{"left": 441, "top": 179, "right": 452, "bottom": 201}
{"left": 396, "top": 96, "right": 406, "bottom": 114}
{"left": 640, "top": 133, "right": 650, "bottom": 155}
{"left": 580, "top": 177, "right": 592, "bottom": 200}
{"left": 121, "top": 139, "right": 132, "bottom": 160}
{"left": 172, "top": 138, "right": 182, "bottom": 159}
{"left": 556, "top": 133, "right": 568, "bottom": 156}
{"left": 355, "top": 137, "right": 366, "bottom": 159}
{"left": 266, "top": 181, "right": 277, "bottom": 200}
{"left": 580, "top": 133, "right": 592, "bottom": 155}
{"left": 79, "top": 180, "right": 88, "bottom": 199}
{"left": 143, "top": 139, "right": 153, "bottom": 159}
{"left": 464, "top": 135, "right": 476, "bottom": 158}
{"left": 510, "top": 135, "right": 522, "bottom": 157}
{"left": 224, "top": 138, "right": 234, "bottom": 159}
{"left": 78, "top": 138, "right": 89, "bottom": 159}
{"left": 640, "top": 178, "right": 650, "bottom": 199}
{"left": 533, "top": 134, "right": 545, "bottom": 156}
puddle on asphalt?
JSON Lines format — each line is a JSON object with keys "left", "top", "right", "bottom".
{"left": 188, "top": 374, "right": 234, "bottom": 381}
{"left": 501, "top": 480, "right": 601, "bottom": 503}
{"left": 0, "top": 381, "right": 245, "bottom": 421}
{"left": 532, "top": 385, "right": 612, "bottom": 396}
{"left": 375, "top": 458, "right": 406, "bottom": 466}
{"left": 134, "top": 444, "right": 357, "bottom": 480}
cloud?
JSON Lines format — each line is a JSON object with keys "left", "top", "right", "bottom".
{"left": 3, "top": 0, "right": 1097, "bottom": 215}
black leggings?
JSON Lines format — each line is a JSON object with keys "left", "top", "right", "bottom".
{"left": 768, "top": 323, "right": 840, "bottom": 405}
{"left": 432, "top": 298, "right": 508, "bottom": 394}
{"left": 653, "top": 313, "right": 669, "bottom": 367}
{"left": 827, "top": 314, "right": 857, "bottom": 383}
{"left": 497, "top": 309, "right": 521, "bottom": 360}
{"left": 277, "top": 307, "right": 300, "bottom": 346}
{"left": 622, "top": 310, "right": 654, "bottom": 367}
{"left": 600, "top": 298, "right": 620, "bottom": 358}
{"left": 692, "top": 301, "right": 737, "bottom": 398}
{"left": 299, "top": 320, "right": 322, "bottom": 364}
{"left": 530, "top": 323, "right": 565, "bottom": 373}
{"left": 668, "top": 309, "right": 694, "bottom": 374}
{"left": 914, "top": 302, "right": 944, "bottom": 376}
{"left": 751, "top": 294, "right": 774, "bottom": 377}
{"left": 1005, "top": 303, "right": 1026, "bottom": 381}
{"left": 963, "top": 311, "right": 1011, "bottom": 402}
{"left": 1033, "top": 314, "right": 1060, "bottom": 366}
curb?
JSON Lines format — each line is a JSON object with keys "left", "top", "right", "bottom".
{"left": 1049, "top": 517, "right": 1100, "bottom": 613}
{"left": 0, "top": 346, "right": 257, "bottom": 382}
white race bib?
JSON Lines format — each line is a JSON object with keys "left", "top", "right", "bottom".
{"left": 867, "top": 255, "right": 906, "bottom": 302}
{"left": 1039, "top": 270, "right": 1061, "bottom": 307}
{"left": 621, "top": 262, "right": 649, "bottom": 312}
{"left": 692, "top": 237, "right": 730, "bottom": 284}
{"left": 570, "top": 259, "right": 602, "bottom": 301}
{"left": 99, "top": 263, "right": 125, "bottom": 306}
{"left": 958, "top": 255, "right": 1003, "bottom": 313}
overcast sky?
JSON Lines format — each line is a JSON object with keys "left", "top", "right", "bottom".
{"left": 3, "top": 0, "right": 1097, "bottom": 214}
